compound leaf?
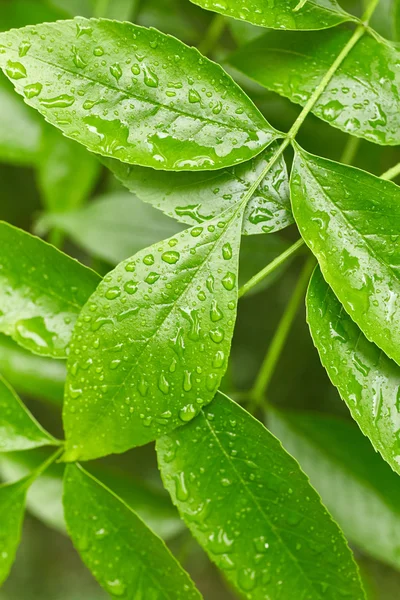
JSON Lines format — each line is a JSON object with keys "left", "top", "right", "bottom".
{"left": 104, "top": 141, "right": 293, "bottom": 235}
{"left": 270, "top": 408, "right": 400, "bottom": 571}
{"left": 0, "top": 375, "right": 58, "bottom": 452}
{"left": 230, "top": 29, "right": 400, "bottom": 145}
{"left": 0, "top": 17, "right": 277, "bottom": 171}
{"left": 307, "top": 267, "right": 400, "bottom": 476}
{"left": 63, "top": 464, "right": 202, "bottom": 599}
{"left": 190, "top": 0, "right": 354, "bottom": 31}
{"left": 0, "top": 222, "right": 100, "bottom": 358}
{"left": 63, "top": 203, "right": 244, "bottom": 461}
{"left": 291, "top": 146, "right": 400, "bottom": 366}
{"left": 0, "top": 477, "right": 30, "bottom": 586}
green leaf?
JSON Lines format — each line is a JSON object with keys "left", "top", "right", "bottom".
{"left": 0, "top": 222, "right": 100, "bottom": 358}
{"left": 37, "top": 127, "right": 100, "bottom": 213}
{"left": 0, "top": 74, "right": 42, "bottom": 165}
{"left": 35, "top": 191, "right": 184, "bottom": 265}
{"left": 0, "top": 17, "right": 277, "bottom": 171}
{"left": 157, "top": 392, "right": 365, "bottom": 600}
{"left": 63, "top": 464, "right": 202, "bottom": 599}
{"left": 190, "top": 0, "right": 354, "bottom": 30}
{"left": 91, "top": 0, "right": 139, "bottom": 20}
{"left": 307, "top": 267, "right": 400, "bottom": 476}
{"left": 0, "top": 477, "right": 30, "bottom": 586}
{"left": 0, "top": 375, "right": 58, "bottom": 452}
{"left": 290, "top": 146, "right": 400, "bottom": 366}
{"left": 269, "top": 408, "right": 400, "bottom": 570}
{"left": 0, "top": 0, "right": 66, "bottom": 31}
{"left": 104, "top": 141, "right": 293, "bottom": 235}
{"left": 63, "top": 202, "right": 244, "bottom": 461}
{"left": 0, "top": 334, "right": 65, "bottom": 406}
{"left": 229, "top": 29, "right": 400, "bottom": 145}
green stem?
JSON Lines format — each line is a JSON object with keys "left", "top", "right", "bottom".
{"left": 198, "top": 14, "right": 226, "bottom": 56}
{"left": 27, "top": 446, "right": 64, "bottom": 484}
{"left": 238, "top": 238, "right": 305, "bottom": 298}
{"left": 248, "top": 257, "right": 316, "bottom": 413}
{"left": 381, "top": 162, "right": 400, "bottom": 181}
{"left": 340, "top": 136, "right": 361, "bottom": 165}
{"left": 293, "top": 0, "right": 308, "bottom": 11}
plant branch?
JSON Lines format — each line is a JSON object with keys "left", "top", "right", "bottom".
{"left": 381, "top": 162, "right": 400, "bottom": 181}
{"left": 198, "top": 14, "right": 226, "bottom": 56}
{"left": 340, "top": 136, "right": 361, "bottom": 165}
{"left": 27, "top": 446, "right": 64, "bottom": 484}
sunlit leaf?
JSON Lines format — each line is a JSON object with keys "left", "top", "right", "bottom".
{"left": 0, "top": 477, "right": 30, "bottom": 586}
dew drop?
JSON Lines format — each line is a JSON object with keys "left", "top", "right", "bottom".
{"left": 161, "top": 250, "right": 180, "bottom": 264}
{"left": 179, "top": 404, "right": 198, "bottom": 422}
{"left": 5, "top": 60, "right": 27, "bottom": 80}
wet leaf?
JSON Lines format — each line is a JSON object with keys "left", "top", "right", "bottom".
{"left": 63, "top": 203, "right": 244, "bottom": 461}
{"left": 307, "top": 267, "right": 400, "bottom": 476}
{"left": 0, "top": 222, "right": 100, "bottom": 358}
{"left": 0, "top": 17, "right": 277, "bottom": 171}
{"left": 291, "top": 146, "right": 400, "bottom": 366}
{"left": 63, "top": 464, "right": 202, "bottom": 599}
{"left": 230, "top": 29, "right": 400, "bottom": 145}
{"left": 157, "top": 392, "right": 366, "bottom": 600}
{"left": 270, "top": 408, "right": 400, "bottom": 570}
{"left": 104, "top": 141, "right": 293, "bottom": 235}
{"left": 190, "top": 0, "right": 354, "bottom": 30}
{"left": 0, "top": 375, "right": 58, "bottom": 452}
{"left": 0, "top": 477, "right": 30, "bottom": 586}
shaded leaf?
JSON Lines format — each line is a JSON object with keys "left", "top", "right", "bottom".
{"left": 91, "top": 0, "right": 139, "bottom": 20}
{"left": 0, "top": 17, "right": 277, "bottom": 171}
{"left": 63, "top": 203, "right": 244, "bottom": 460}
{"left": 0, "top": 0, "right": 66, "bottom": 31}
{"left": 63, "top": 464, "right": 202, "bottom": 599}
{"left": 0, "top": 222, "right": 100, "bottom": 358}
{"left": 190, "top": 0, "right": 354, "bottom": 30}
{"left": 270, "top": 408, "right": 400, "bottom": 570}
{"left": 0, "top": 375, "right": 58, "bottom": 452}
{"left": 104, "top": 141, "right": 293, "bottom": 235}
{"left": 157, "top": 391, "right": 366, "bottom": 600}
{"left": 307, "top": 267, "right": 400, "bottom": 476}
{"left": 0, "top": 477, "right": 30, "bottom": 586}
{"left": 290, "top": 146, "right": 400, "bottom": 366}
{"left": 230, "top": 29, "right": 400, "bottom": 145}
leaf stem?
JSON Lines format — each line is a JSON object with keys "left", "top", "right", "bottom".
{"left": 27, "top": 446, "right": 64, "bottom": 484}
{"left": 340, "top": 136, "right": 361, "bottom": 165}
{"left": 198, "top": 14, "right": 226, "bottom": 56}
{"left": 247, "top": 257, "right": 316, "bottom": 413}
{"left": 381, "top": 162, "right": 400, "bottom": 181}
{"left": 238, "top": 238, "right": 305, "bottom": 298}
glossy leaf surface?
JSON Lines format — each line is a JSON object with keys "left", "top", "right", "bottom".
{"left": 230, "top": 29, "right": 400, "bottom": 145}
{"left": 270, "top": 409, "right": 400, "bottom": 570}
{"left": 0, "top": 375, "right": 57, "bottom": 452}
{"left": 63, "top": 464, "right": 202, "bottom": 599}
{"left": 0, "top": 222, "right": 100, "bottom": 358}
{"left": 0, "top": 477, "right": 29, "bottom": 586}
{"left": 307, "top": 267, "right": 400, "bottom": 475}
{"left": 105, "top": 141, "right": 293, "bottom": 235}
{"left": 0, "top": 18, "right": 277, "bottom": 171}
{"left": 157, "top": 392, "right": 365, "bottom": 600}
{"left": 190, "top": 0, "right": 354, "bottom": 30}
{"left": 63, "top": 204, "right": 244, "bottom": 461}
{"left": 291, "top": 146, "right": 400, "bottom": 366}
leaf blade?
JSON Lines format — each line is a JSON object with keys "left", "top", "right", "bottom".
{"left": 0, "top": 477, "right": 30, "bottom": 586}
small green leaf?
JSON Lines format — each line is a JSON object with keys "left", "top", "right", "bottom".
{"left": 291, "top": 146, "right": 400, "bottom": 366}
{"left": 230, "top": 29, "right": 400, "bottom": 145}
{"left": 190, "top": 0, "right": 354, "bottom": 30}
{"left": 157, "top": 392, "right": 366, "bottom": 600}
{"left": 37, "top": 127, "right": 100, "bottom": 213}
{"left": 0, "top": 375, "right": 58, "bottom": 452}
{"left": 104, "top": 141, "right": 293, "bottom": 235}
{"left": 307, "top": 267, "right": 400, "bottom": 476}
{"left": 63, "top": 203, "right": 244, "bottom": 460}
{"left": 270, "top": 408, "right": 400, "bottom": 570}
{"left": 0, "top": 222, "right": 100, "bottom": 358}
{"left": 63, "top": 464, "right": 202, "bottom": 599}
{"left": 0, "top": 477, "right": 30, "bottom": 586}
{"left": 0, "top": 17, "right": 277, "bottom": 171}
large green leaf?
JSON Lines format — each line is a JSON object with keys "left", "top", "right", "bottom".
{"left": 0, "top": 375, "right": 58, "bottom": 452}
{"left": 230, "top": 29, "right": 400, "bottom": 145}
{"left": 307, "top": 267, "right": 400, "bottom": 475}
{"left": 63, "top": 464, "right": 201, "bottom": 599}
{"left": 190, "top": 0, "right": 354, "bottom": 30}
{"left": 157, "top": 392, "right": 366, "bottom": 600}
{"left": 0, "top": 477, "right": 30, "bottom": 586}
{"left": 37, "top": 127, "right": 100, "bottom": 213}
{"left": 104, "top": 141, "right": 293, "bottom": 235}
{"left": 0, "top": 17, "right": 277, "bottom": 171}
{"left": 0, "top": 334, "right": 65, "bottom": 406}
{"left": 0, "top": 222, "right": 100, "bottom": 358}
{"left": 63, "top": 203, "right": 244, "bottom": 460}
{"left": 290, "top": 146, "right": 400, "bottom": 366}
{"left": 270, "top": 409, "right": 400, "bottom": 570}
